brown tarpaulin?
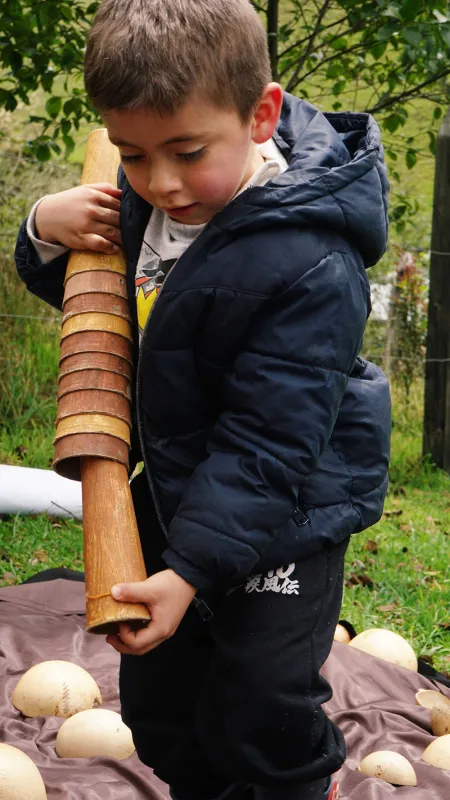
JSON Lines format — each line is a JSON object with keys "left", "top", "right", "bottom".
{"left": 1, "top": 579, "right": 449, "bottom": 798}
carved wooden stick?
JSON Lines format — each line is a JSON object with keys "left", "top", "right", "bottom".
{"left": 53, "top": 129, "right": 150, "bottom": 634}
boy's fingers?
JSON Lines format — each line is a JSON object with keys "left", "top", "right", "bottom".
{"left": 106, "top": 621, "right": 167, "bottom": 656}
{"left": 92, "top": 207, "right": 121, "bottom": 229}
{"left": 116, "top": 622, "right": 168, "bottom": 654}
{"left": 83, "top": 234, "right": 119, "bottom": 254}
{"left": 111, "top": 581, "right": 152, "bottom": 603}
{"left": 105, "top": 634, "right": 135, "bottom": 656}
{"left": 85, "top": 182, "right": 123, "bottom": 199}
{"left": 91, "top": 192, "right": 122, "bottom": 212}
{"left": 92, "top": 222, "right": 122, "bottom": 246}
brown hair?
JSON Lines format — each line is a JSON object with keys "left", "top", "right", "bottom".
{"left": 84, "top": 0, "right": 271, "bottom": 122}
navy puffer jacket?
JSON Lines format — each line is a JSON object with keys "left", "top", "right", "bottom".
{"left": 16, "top": 93, "right": 391, "bottom": 594}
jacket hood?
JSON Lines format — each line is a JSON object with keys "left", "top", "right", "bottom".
{"left": 216, "top": 93, "right": 389, "bottom": 267}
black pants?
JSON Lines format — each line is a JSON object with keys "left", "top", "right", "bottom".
{"left": 120, "top": 472, "right": 347, "bottom": 799}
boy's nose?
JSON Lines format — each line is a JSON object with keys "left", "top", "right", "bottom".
{"left": 148, "top": 165, "right": 183, "bottom": 198}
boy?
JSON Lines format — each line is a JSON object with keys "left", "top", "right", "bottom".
{"left": 15, "top": 1, "right": 391, "bottom": 798}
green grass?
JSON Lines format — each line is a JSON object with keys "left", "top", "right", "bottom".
{"left": 0, "top": 516, "right": 84, "bottom": 585}
{"left": 340, "top": 386, "right": 450, "bottom": 673}
{"left": 342, "top": 488, "right": 450, "bottom": 669}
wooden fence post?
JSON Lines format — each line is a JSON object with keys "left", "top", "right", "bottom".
{"left": 423, "top": 108, "right": 450, "bottom": 471}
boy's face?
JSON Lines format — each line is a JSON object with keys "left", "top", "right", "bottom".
{"left": 103, "top": 85, "right": 282, "bottom": 226}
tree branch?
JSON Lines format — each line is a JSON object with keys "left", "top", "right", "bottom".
{"left": 285, "top": 0, "right": 332, "bottom": 93}
{"left": 366, "top": 69, "right": 450, "bottom": 114}
{"left": 285, "top": 39, "right": 370, "bottom": 90}
{"left": 279, "top": 14, "right": 347, "bottom": 60}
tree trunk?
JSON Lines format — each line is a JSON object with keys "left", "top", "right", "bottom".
{"left": 423, "top": 108, "right": 450, "bottom": 471}
{"left": 267, "top": 0, "right": 279, "bottom": 82}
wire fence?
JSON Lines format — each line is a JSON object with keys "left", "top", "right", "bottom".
{"left": 0, "top": 313, "right": 60, "bottom": 322}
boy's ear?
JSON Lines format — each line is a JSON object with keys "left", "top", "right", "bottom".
{"left": 251, "top": 83, "right": 283, "bottom": 144}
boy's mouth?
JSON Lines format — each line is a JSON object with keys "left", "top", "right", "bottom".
{"left": 164, "top": 203, "right": 199, "bottom": 218}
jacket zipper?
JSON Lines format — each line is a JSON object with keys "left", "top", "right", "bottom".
{"left": 134, "top": 222, "right": 214, "bottom": 620}
{"left": 135, "top": 303, "right": 167, "bottom": 537}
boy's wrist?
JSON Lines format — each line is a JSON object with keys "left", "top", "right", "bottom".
{"left": 34, "top": 197, "right": 63, "bottom": 245}
{"left": 27, "top": 199, "right": 69, "bottom": 265}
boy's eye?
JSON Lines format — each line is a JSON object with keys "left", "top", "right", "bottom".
{"left": 178, "top": 147, "right": 206, "bottom": 162}
{"left": 120, "top": 154, "right": 143, "bottom": 164}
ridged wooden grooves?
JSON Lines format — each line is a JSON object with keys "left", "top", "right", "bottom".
{"left": 64, "top": 270, "right": 128, "bottom": 301}
{"left": 63, "top": 293, "right": 132, "bottom": 322}
{"left": 59, "top": 352, "right": 133, "bottom": 381}
{"left": 59, "top": 331, "right": 133, "bottom": 365}
{"left": 58, "top": 370, "right": 131, "bottom": 399}
{"left": 54, "top": 128, "right": 149, "bottom": 634}
{"left": 61, "top": 312, "right": 133, "bottom": 341}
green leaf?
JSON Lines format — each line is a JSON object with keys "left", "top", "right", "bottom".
{"left": 384, "top": 113, "right": 403, "bottom": 133}
{"left": 330, "top": 37, "right": 348, "bottom": 50}
{"left": 63, "top": 97, "right": 82, "bottom": 116}
{"left": 440, "top": 26, "right": 450, "bottom": 48}
{"left": 428, "top": 131, "right": 437, "bottom": 155}
{"left": 388, "top": 73, "right": 398, "bottom": 92}
{"left": 400, "top": 0, "right": 423, "bottom": 22}
{"left": 371, "top": 42, "right": 387, "bottom": 59}
{"left": 61, "top": 119, "right": 71, "bottom": 136}
{"left": 376, "top": 22, "right": 398, "bottom": 41}
{"left": 63, "top": 134, "right": 75, "bottom": 158}
{"left": 45, "top": 96, "right": 62, "bottom": 119}
{"left": 36, "top": 142, "right": 51, "bottom": 162}
{"left": 434, "top": 107, "right": 442, "bottom": 121}
{"left": 391, "top": 203, "right": 408, "bottom": 221}
{"left": 39, "top": 5, "right": 54, "bottom": 26}
{"left": 332, "top": 80, "right": 346, "bottom": 96}
{"left": 41, "top": 73, "right": 54, "bottom": 93}
{"left": 406, "top": 148, "right": 417, "bottom": 169}
{"left": 60, "top": 44, "right": 78, "bottom": 69}
{"left": 60, "top": 5, "right": 73, "bottom": 21}
{"left": 9, "top": 50, "right": 23, "bottom": 73}
{"left": 402, "top": 26, "right": 422, "bottom": 46}
{"left": 3, "top": 92, "right": 17, "bottom": 112}
{"left": 326, "top": 63, "right": 343, "bottom": 79}
{"left": 279, "top": 24, "right": 294, "bottom": 43}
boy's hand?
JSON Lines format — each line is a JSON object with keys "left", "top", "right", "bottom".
{"left": 106, "top": 569, "right": 197, "bottom": 656}
{"left": 35, "top": 183, "right": 122, "bottom": 254}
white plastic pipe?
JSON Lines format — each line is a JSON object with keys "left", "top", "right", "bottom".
{"left": 0, "top": 465, "right": 82, "bottom": 519}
